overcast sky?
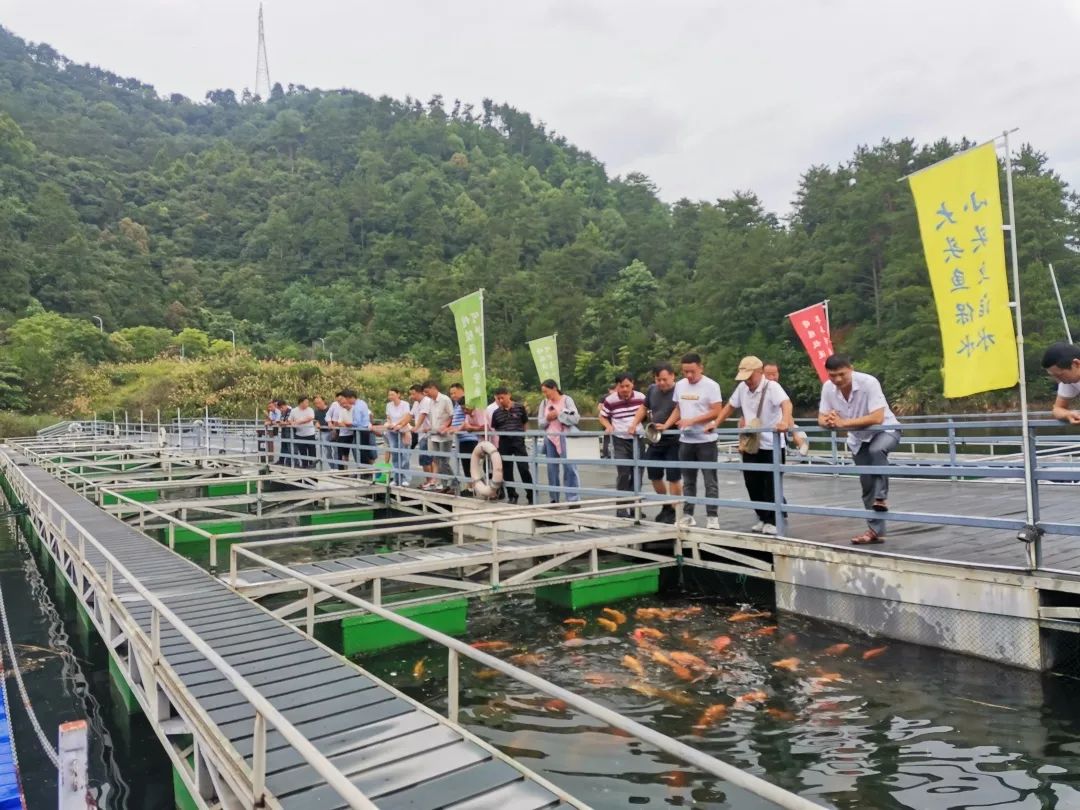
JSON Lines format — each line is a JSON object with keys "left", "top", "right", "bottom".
{"left": 5, "top": 0, "right": 1080, "bottom": 213}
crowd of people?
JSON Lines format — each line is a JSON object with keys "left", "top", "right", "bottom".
{"left": 260, "top": 352, "right": 903, "bottom": 545}
{"left": 252, "top": 343, "right": 1080, "bottom": 547}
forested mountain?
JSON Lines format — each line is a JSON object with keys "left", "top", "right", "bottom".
{"left": 1, "top": 25, "right": 1078, "bottom": 413}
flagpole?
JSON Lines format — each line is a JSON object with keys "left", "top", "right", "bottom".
{"left": 1003, "top": 130, "right": 1041, "bottom": 569}
{"left": 822, "top": 299, "right": 832, "bottom": 337}
{"left": 1048, "top": 263, "right": 1073, "bottom": 343}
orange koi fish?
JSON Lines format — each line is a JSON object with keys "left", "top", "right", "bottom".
{"left": 670, "top": 651, "right": 709, "bottom": 671}
{"left": 823, "top": 643, "right": 851, "bottom": 656}
{"left": 475, "top": 668, "right": 500, "bottom": 680}
{"left": 750, "top": 625, "right": 779, "bottom": 637}
{"left": 634, "top": 627, "right": 665, "bottom": 641}
{"left": 771, "top": 657, "right": 800, "bottom": 672}
{"left": 412, "top": 658, "right": 426, "bottom": 679}
{"left": 470, "top": 640, "right": 511, "bottom": 651}
{"left": 694, "top": 703, "right": 728, "bottom": 732}
{"left": 766, "top": 707, "right": 796, "bottom": 721}
{"left": 509, "top": 653, "right": 544, "bottom": 667}
{"left": 626, "top": 681, "right": 695, "bottom": 706}
{"left": 862, "top": 646, "right": 889, "bottom": 660}
{"left": 602, "top": 607, "right": 627, "bottom": 625}
{"left": 729, "top": 610, "right": 771, "bottom": 623}
{"left": 668, "top": 663, "right": 694, "bottom": 682}
{"left": 736, "top": 690, "right": 768, "bottom": 704}
{"left": 563, "top": 618, "right": 586, "bottom": 627}
{"left": 621, "top": 655, "right": 645, "bottom": 677}
{"left": 711, "top": 635, "right": 733, "bottom": 653}
{"left": 583, "top": 672, "right": 618, "bottom": 686}
{"left": 543, "top": 698, "right": 569, "bottom": 713}
{"left": 597, "top": 617, "right": 618, "bottom": 633}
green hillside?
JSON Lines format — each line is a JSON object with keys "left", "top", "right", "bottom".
{"left": 0, "top": 24, "right": 1077, "bottom": 414}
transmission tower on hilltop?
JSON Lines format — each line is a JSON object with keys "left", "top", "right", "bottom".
{"left": 254, "top": 3, "right": 271, "bottom": 99}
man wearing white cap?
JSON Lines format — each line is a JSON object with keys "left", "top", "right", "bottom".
{"left": 712, "top": 356, "right": 793, "bottom": 536}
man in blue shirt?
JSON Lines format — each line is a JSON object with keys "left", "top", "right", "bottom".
{"left": 346, "top": 389, "right": 376, "bottom": 465}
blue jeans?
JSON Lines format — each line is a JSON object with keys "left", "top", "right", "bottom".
{"left": 385, "top": 430, "right": 409, "bottom": 485}
{"left": 544, "top": 438, "right": 580, "bottom": 503}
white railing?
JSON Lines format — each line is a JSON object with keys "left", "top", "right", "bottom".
{"left": 0, "top": 453, "right": 378, "bottom": 810}
{"left": 232, "top": 543, "right": 825, "bottom": 810}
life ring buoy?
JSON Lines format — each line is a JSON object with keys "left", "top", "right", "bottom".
{"left": 471, "top": 441, "right": 503, "bottom": 499}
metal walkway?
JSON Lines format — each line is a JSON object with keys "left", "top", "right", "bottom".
{"left": 0, "top": 449, "right": 580, "bottom": 809}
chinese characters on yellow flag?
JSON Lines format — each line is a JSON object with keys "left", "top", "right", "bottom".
{"left": 908, "top": 143, "right": 1018, "bottom": 398}
{"left": 527, "top": 334, "right": 560, "bottom": 388}
{"left": 447, "top": 290, "right": 487, "bottom": 409}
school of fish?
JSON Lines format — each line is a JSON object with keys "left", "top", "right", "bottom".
{"left": 431, "top": 603, "right": 893, "bottom": 737}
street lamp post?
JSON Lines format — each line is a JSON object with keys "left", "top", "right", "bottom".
{"left": 314, "top": 337, "right": 326, "bottom": 362}
{"left": 91, "top": 316, "right": 103, "bottom": 332}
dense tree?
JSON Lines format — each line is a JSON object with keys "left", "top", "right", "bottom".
{"left": 0, "top": 26, "right": 1077, "bottom": 414}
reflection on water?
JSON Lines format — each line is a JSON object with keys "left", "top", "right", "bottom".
{"left": 360, "top": 593, "right": 1080, "bottom": 810}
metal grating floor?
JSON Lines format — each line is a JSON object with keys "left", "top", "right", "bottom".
{"left": 8, "top": 455, "right": 576, "bottom": 809}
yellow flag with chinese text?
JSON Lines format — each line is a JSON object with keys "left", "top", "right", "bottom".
{"left": 909, "top": 143, "right": 1018, "bottom": 398}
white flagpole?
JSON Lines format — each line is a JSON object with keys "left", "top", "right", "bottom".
{"left": 1003, "top": 130, "right": 1041, "bottom": 568}
{"left": 822, "top": 299, "right": 832, "bottom": 339}
{"left": 1048, "top": 263, "right": 1073, "bottom": 343}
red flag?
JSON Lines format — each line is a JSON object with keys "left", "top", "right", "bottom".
{"left": 787, "top": 303, "right": 834, "bottom": 383}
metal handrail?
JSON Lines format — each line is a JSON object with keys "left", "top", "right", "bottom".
{"left": 0, "top": 454, "right": 378, "bottom": 809}
{"left": 233, "top": 544, "right": 825, "bottom": 810}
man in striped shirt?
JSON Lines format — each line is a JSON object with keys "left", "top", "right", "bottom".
{"left": 599, "top": 373, "right": 647, "bottom": 517}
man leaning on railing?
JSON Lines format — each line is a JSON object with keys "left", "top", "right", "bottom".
{"left": 1043, "top": 342, "right": 1080, "bottom": 425}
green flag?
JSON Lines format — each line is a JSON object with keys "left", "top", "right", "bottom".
{"left": 447, "top": 290, "right": 487, "bottom": 409}
{"left": 528, "top": 334, "right": 560, "bottom": 388}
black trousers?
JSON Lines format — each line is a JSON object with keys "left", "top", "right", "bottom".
{"left": 296, "top": 435, "right": 316, "bottom": 467}
{"left": 460, "top": 438, "right": 478, "bottom": 479}
{"left": 741, "top": 447, "right": 785, "bottom": 524}
{"left": 335, "top": 432, "right": 355, "bottom": 464}
{"left": 500, "top": 441, "right": 533, "bottom": 503}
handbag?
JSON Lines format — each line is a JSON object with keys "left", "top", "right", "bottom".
{"left": 738, "top": 382, "right": 769, "bottom": 455}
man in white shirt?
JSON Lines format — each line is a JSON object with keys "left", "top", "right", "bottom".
{"left": 409, "top": 384, "right": 435, "bottom": 487}
{"left": 818, "top": 354, "right": 900, "bottom": 545}
{"left": 713, "top": 356, "right": 793, "bottom": 536}
{"left": 289, "top": 396, "right": 317, "bottom": 469}
{"left": 423, "top": 380, "right": 455, "bottom": 491}
{"left": 324, "top": 392, "right": 344, "bottom": 470}
{"left": 1042, "top": 342, "right": 1080, "bottom": 424}
{"left": 661, "top": 352, "right": 724, "bottom": 529}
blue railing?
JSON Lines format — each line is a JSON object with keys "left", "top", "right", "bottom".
{"left": 31, "top": 413, "right": 1080, "bottom": 570}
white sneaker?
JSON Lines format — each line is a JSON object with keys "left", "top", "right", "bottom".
{"left": 750, "top": 521, "right": 765, "bottom": 534}
{"left": 761, "top": 524, "right": 778, "bottom": 536}
{"left": 706, "top": 517, "right": 720, "bottom": 530}
{"left": 678, "top": 515, "right": 697, "bottom": 527}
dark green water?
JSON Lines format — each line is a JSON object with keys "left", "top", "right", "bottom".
{"left": 0, "top": 519, "right": 172, "bottom": 809}
{"left": 8, "top": 508, "right": 1080, "bottom": 809}
{"left": 359, "top": 593, "right": 1080, "bottom": 810}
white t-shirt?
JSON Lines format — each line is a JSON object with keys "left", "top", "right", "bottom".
{"left": 290, "top": 405, "right": 317, "bottom": 437}
{"left": 1058, "top": 381, "right": 1080, "bottom": 399}
{"left": 412, "top": 396, "right": 433, "bottom": 436}
{"left": 337, "top": 404, "right": 354, "bottom": 437}
{"left": 674, "top": 376, "right": 723, "bottom": 444}
{"left": 819, "top": 371, "right": 899, "bottom": 452}
{"left": 729, "top": 380, "right": 790, "bottom": 451}
{"left": 386, "top": 400, "right": 410, "bottom": 429}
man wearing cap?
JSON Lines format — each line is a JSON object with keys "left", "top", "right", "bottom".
{"left": 712, "top": 356, "right": 793, "bottom": 536}
{"left": 817, "top": 354, "right": 901, "bottom": 545}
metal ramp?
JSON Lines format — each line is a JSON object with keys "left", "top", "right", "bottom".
{"left": 0, "top": 450, "right": 579, "bottom": 809}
